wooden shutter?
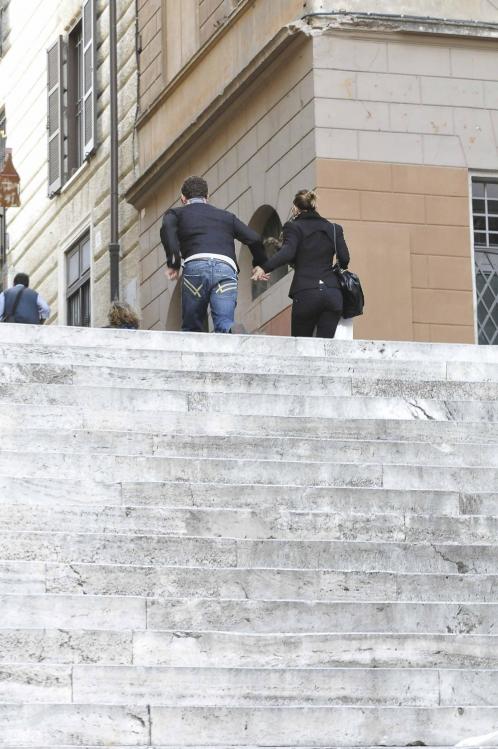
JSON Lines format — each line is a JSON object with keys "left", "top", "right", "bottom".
{"left": 47, "top": 37, "right": 64, "bottom": 196}
{"left": 82, "top": 0, "right": 96, "bottom": 159}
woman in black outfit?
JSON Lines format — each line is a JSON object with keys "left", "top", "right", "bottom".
{"left": 252, "top": 190, "right": 350, "bottom": 338}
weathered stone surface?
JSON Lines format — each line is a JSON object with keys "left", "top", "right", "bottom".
{"left": 0, "top": 326, "right": 497, "bottom": 748}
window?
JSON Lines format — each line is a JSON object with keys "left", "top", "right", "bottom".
{"left": 472, "top": 178, "right": 498, "bottom": 345}
{"left": 47, "top": 0, "right": 96, "bottom": 196}
{"left": 67, "top": 234, "right": 91, "bottom": 326}
{"left": 252, "top": 208, "right": 286, "bottom": 301}
{"left": 0, "top": 1, "right": 10, "bottom": 58}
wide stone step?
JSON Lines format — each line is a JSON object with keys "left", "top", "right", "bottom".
{"left": 145, "top": 598, "right": 496, "bottom": 634}
{"left": 4, "top": 560, "right": 496, "bottom": 601}
{"left": 0, "top": 344, "right": 454, "bottom": 379}
{"left": 0, "top": 629, "right": 495, "bottom": 670}
{"left": 2, "top": 361, "right": 498, "bottom": 400}
{"left": 2, "top": 323, "right": 498, "bottom": 365}
{"left": 1, "top": 451, "right": 497, "bottom": 492}
{"left": 43, "top": 564, "right": 498, "bottom": 602}
{"left": 2, "top": 505, "right": 498, "bottom": 544}
{"left": 5, "top": 405, "right": 498, "bottom": 442}
{"left": 5, "top": 430, "right": 498, "bottom": 469}
{"left": 133, "top": 631, "right": 498, "bottom": 670}
{"left": 0, "top": 595, "right": 494, "bottom": 634}
{"left": 3, "top": 663, "right": 496, "bottom": 707}
{"left": 7, "top": 475, "right": 493, "bottom": 515}
{"left": 2, "top": 384, "right": 498, "bottom": 421}
{"left": 0, "top": 702, "right": 493, "bottom": 746}
{"left": 1, "top": 533, "right": 495, "bottom": 572}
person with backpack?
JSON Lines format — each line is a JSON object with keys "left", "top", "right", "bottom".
{"left": 0, "top": 273, "right": 51, "bottom": 324}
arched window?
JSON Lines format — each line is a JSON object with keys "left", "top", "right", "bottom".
{"left": 249, "top": 206, "right": 287, "bottom": 301}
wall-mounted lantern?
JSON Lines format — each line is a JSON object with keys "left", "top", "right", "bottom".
{"left": 0, "top": 148, "right": 20, "bottom": 208}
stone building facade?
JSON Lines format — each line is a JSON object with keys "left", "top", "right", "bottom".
{"left": 127, "top": 0, "right": 498, "bottom": 344}
{"left": 0, "top": 0, "right": 139, "bottom": 326}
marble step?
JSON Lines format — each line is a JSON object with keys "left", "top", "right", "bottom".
{"left": 3, "top": 323, "right": 498, "bottom": 365}
{"left": 1, "top": 532, "right": 496, "bottom": 572}
{"left": 134, "top": 631, "right": 498, "bottom": 670}
{"left": 3, "top": 382, "right": 498, "bottom": 422}
{"left": 0, "top": 343, "right": 457, "bottom": 379}
{"left": 37, "top": 563, "right": 498, "bottom": 602}
{"left": 3, "top": 475, "right": 483, "bottom": 514}
{"left": 1, "top": 630, "right": 495, "bottom": 670}
{"left": 2, "top": 361, "right": 498, "bottom": 401}
{"left": 1, "top": 450, "right": 497, "bottom": 492}
{"left": 4, "top": 475, "right": 495, "bottom": 516}
{"left": 4, "top": 405, "right": 498, "bottom": 443}
{"left": 0, "top": 702, "right": 494, "bottom": 746}
{"left": 6, "top": 339, "right": 498, "bottom": 382}
{"left": 0, "top": 663, "right": 492, "bottom": 707}
{"left": 4, "top": 561, "right": 497, "bottom": 601}
{"left": 5, "top": 430, "right": 498, "bottom": 469}
{"left": 0, "top": 594, "right": 494, "bottom": 633}
{"left": 2, "top": 505, "right": 498, "bottom": 544}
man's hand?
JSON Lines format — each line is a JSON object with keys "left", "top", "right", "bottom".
{"left": 252, "top": 266, "right": 270, "bottom": 282}
{"left": 165, "top": 267, "right": 180, "bottom": 281}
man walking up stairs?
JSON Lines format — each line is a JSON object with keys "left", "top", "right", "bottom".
{"left": 0, "top": 324, "right": 497, "bottom": 747}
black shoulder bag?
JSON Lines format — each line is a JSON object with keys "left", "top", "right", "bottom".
{"left": 2, "top": 286, "right": 26, "bottom": 323}
{"left": 331, "top": 223, "right": 365, "bottom": 319}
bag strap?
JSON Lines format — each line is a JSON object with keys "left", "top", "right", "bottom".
{"left": 4, "top": 286, "right": 26, "bottom": 322}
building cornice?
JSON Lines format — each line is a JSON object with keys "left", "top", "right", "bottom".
{"left": 303, "top": 11, "right": 498, "bottom": 39}
{"left": 125, "top": 25, "right": 304, "bottom": 208}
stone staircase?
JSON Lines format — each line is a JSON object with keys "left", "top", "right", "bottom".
{"left": 0, "top": 323, "right": 497, "bottom": 748}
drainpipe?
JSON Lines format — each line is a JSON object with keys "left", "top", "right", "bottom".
{"left": 109, "top": 0, "right": 120, "bottom": 300}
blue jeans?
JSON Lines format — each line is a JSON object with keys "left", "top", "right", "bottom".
{"left": 182, "top": 259, "right": 238, "bottom": 333}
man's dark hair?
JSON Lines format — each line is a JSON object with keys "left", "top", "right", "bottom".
{"left": 181, "top": 176, "right": 208, "bottom": 200}
{"left": 13, "top": 273, "right": 29, "bottom": 287}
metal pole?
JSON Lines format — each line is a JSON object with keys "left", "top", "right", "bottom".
{"left": 109, "top": 0, "right": 120, "bottom": 300}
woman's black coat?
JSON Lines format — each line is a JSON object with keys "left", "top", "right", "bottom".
{"left": 261, "top": 211, "right": 350, "bottom": 298}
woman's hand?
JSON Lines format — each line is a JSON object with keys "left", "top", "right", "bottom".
{"left": 252, "top": 266, "right": 270, "bottom": 282}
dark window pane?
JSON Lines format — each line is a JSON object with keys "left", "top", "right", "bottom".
{"left": 81, "top": 238, "right": 90, "bottom": 271}
{"left": 489, "top": 233, "right": 498, "bottom": 247}
{"left": 487, "top": 183, "right": 498, "bottom": 199}
{"left": 473, "top": 199, "right": 485, "bottom": 213}
{"left": 488, "top": 200, "right": 498, "bottom": 215}
{"left": 68, "top": 250, "right": 79, "bottom": 285}
{"left": 474, "top": 232, "right": 486, "bottom": 246}
{"left": 473, "top": 181, "right": 485, "bottom": 198}
{"left": 473, "top": 215, "right": 486, "bottom": 231}
{"left": 488, "top": 218, "right": 498, "bottom": 232}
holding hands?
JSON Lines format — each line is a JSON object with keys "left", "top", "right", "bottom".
{"left": 252, "top": 266, "right": 270, "bottom": 282}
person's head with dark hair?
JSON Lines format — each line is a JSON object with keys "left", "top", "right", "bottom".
{"left": 13, "top": 272, "right": 29, "bottom": 287}
{"left": 107, "top": 301, "right": 140, "bottom": 329}
{"left": 181, "top": 176, "right": 208, "bottom": 202}
{"left": 293, "top": 189, "right": 317, "bottom": 214}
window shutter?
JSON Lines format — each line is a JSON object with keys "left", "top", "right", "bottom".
{"left": 47, "top": 36, "right": 64, "bottom": 196}
{"left": 82, "top": 0, "right": 96, "bottom": 159}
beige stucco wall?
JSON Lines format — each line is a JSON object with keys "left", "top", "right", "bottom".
{"left": 0, "top": 0, "right": 140, "bottom": 325}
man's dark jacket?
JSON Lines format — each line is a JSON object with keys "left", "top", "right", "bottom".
{"left": 160, "top": 202, "right": 267, "bottom": 271}
{"left": 262, "top": 211, "right": 350, "bottom": 298}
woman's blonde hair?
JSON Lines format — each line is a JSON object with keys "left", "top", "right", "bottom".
{"left": 293, "top": 189, "right": 317, "bottom": 212}
{"left": 107, "top": 301, "right": 140, "bottom": 329}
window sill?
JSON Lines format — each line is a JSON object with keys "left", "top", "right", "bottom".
{"left": 60, "top": 160, "right": 90, "bottom": 194}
